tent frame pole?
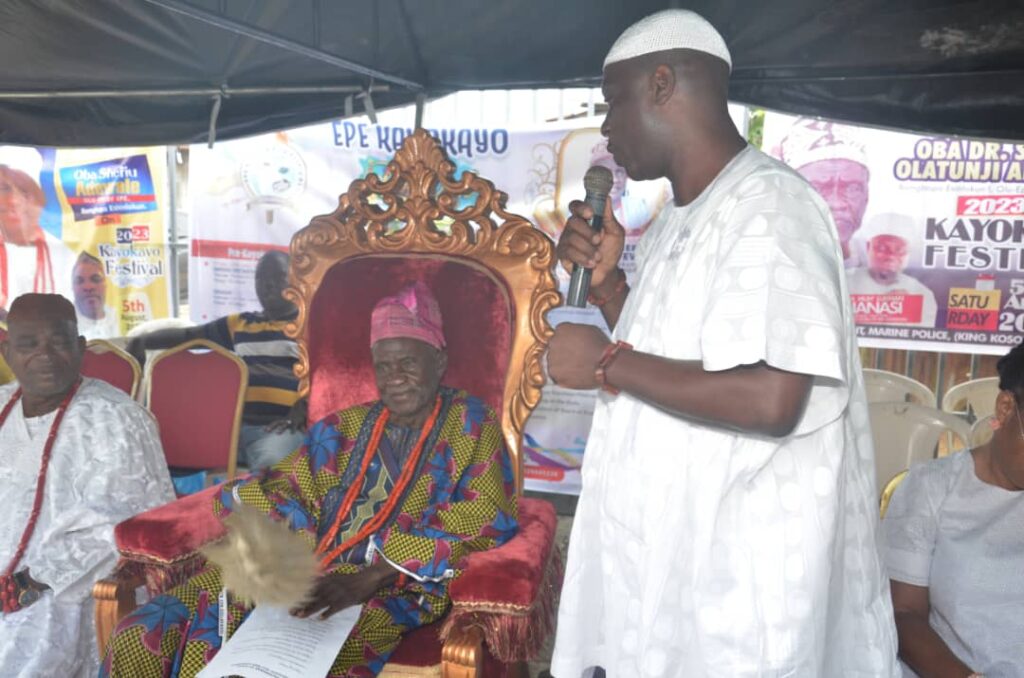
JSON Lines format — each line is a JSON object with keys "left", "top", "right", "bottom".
{"left": 0, "top": 85, "right": 389, "bottom": 99}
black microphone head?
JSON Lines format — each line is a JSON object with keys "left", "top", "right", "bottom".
{"left": 583, "top": 165, "right": 614, "bottom": 200}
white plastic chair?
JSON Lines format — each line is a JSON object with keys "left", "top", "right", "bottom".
{"left": 863, "top": 368, "right": 936, "bottom": 407}
{"left": 941, "top": 377, "right": 1000, "bottom": 421}
{"left": 868, "top": 402, "right": 972, "bottom": 491}
{"left": 970, "top": 415, "right": 995, "bottom": 448}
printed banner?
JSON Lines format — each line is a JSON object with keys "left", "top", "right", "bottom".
{"left": 0, "top": 145, "right": 172, "bottom": 338}
{"left": 764, "top": 113, "right": 1024, "bottom": 355}
{"left": 189, "top": 120, "right": 676, "bottom": 494}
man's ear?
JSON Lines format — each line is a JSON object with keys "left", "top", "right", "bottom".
{"left": 436, "top": 349, "right": 449, "bottom": 377}
{"left": 651, "top": 64, "right": 677, "bottom": 106}
{"left": 994, "top": 390, "right": 1016, "bottom": 429}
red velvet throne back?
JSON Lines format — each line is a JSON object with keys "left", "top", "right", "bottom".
{"left": 307, "top": 256, "right": 511, "bottom": 422}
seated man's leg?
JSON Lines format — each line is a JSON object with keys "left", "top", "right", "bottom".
{"left": 102, "top": 567, "right": 243, "bottom": 678}
{"left": 106, "top": 572, "right": 449, "bottom": 678}
{"left": 329, "top": 587, "right": 449, "bottom": 676}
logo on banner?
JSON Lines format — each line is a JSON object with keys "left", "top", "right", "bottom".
{"left": 946, "top": 287, "right": 1001, "bottom": 331}
{"left": 852, "top": 294, "right": 924, "bottom": 324}
{"left": 60, "top": 154, "right": 158, "bottom": 221}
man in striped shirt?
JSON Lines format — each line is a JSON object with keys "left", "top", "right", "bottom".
{"left": 128, "top": 251, "right": 305, "bottom": 469}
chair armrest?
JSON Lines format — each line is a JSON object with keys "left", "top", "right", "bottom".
{"left": 441, "top": 497, "right": 563, "bottom": 663}
{"left": 93, "top": 570, "right": 145, "bottom": 659}
{"left": 115, "top": 484, "right": 227, "bottom": 564}
{"left": 441, "top": 626, "right": 484, "bottom": 678}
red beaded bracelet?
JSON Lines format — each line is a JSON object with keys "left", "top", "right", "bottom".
{"left": 395, "top": 573, "right": 408, "bottom": 588}
{"left": 587, "top": 268, "right": 627, "bottom": 307}
{"left": 595, "top": 340, "right": 632, "bottom": 395}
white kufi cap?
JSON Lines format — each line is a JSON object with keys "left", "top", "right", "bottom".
{"left": 0, "top": 145, "right": 42, "bottom": 181}
{"left": 604, "top": 9, "right": 731, "bottom": 71}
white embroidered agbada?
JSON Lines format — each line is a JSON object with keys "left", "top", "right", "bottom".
{"left": 0, "top": 377, "right": 175, "bottom": 678}
{"left": 551, "top": 147, "right": 899, "bottom": 677}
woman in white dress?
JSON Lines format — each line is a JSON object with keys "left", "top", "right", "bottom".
{"left": 883, "top": 343, "right": 1024, "bottom": 677}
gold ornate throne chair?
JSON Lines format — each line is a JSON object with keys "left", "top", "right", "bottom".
{"left": 93, "top": 129, "right": 563, "bottom": 678}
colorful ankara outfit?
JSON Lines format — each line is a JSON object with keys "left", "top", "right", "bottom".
{"left": 103, "top": 282, "right": 518, "bottom": 678}
{"left": 0, "top": 377, "right": 175, "bottom": 678}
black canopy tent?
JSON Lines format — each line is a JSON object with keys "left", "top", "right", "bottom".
{"left": 0, "top": 0, "right": 1022, "bottom": 147}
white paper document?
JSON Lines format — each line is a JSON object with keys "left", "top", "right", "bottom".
{"left": 197, "top": 604, "right": 359, "bottom": 678}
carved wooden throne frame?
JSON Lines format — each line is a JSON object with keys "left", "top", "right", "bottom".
{"left": 93, "top": 130, "right": 562, "bottom": 678}
{"left": 286, "top": 128, "right": 559, "bottom": 493}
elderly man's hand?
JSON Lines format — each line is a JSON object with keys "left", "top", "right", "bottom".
{"left": 547, "top": 323, "right": 612, "bottom": 390}
{"left": 291, "top": 562, "right": 397, "bottom": 620}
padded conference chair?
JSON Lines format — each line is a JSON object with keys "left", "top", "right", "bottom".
{"left": 862, "top": 368, "right": 935, "bottom": 406}
{"left": 81, "top": 339, "right": 142, "bottom": 398}
{"left": 93, "top": 130, "right": 563, "bottom": 677}
{"left": 146, "top": 338, "right": 247, "bottom": 482}
{"left": 868, "top": 402, "right": 972, "bottom": 491}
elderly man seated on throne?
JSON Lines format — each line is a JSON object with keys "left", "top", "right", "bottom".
{"left": 102, "top": 282, "right": 519, "bottom": 678}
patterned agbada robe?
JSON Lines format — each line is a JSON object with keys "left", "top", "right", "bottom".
{"left": 102, "top": 387, "right": 518, "bottom": 678}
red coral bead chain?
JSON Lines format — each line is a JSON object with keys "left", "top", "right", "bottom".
{"left": 314, "top": 395, "right": 442, "bottom": 569}
{"left": 0, "top": 378, "right": 81, "bottom": 613}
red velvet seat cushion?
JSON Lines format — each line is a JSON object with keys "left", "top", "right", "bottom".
{"left": 307, "top": 255, "right": 512, "bottom": 421}
{"left": 449, "top": 498, "right": 557, "bottom": 608}
{"left": 115, "top": 484, "right": 226, "bottom": 562}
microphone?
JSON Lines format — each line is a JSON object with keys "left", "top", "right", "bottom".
{"left": 566, "top": 166, "right": 614, "bottom": 307}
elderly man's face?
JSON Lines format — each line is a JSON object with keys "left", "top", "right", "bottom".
{"left": 1, "top": 315, "right": 84, "bottom": 399}
{"left": 372, "top": 337, "right": 447, "bottom": 427}
{"left": 799, "top": 158, "right": 869, "bottom": 248}
{"left": 867, "top": 235, "right": 909, "bottom": 278}
{"left": 72, "top": 260, "right": 107, "bottom": 320}
{"left": 0, "top": 177, "right": 43, "bottom": 244}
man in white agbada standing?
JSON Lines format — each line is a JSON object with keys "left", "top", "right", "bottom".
{"left": 0, "top": 293, "right": 175, "bottom": 677}
{"left": 546, "top": 10, "right": 899, "bottom": 677}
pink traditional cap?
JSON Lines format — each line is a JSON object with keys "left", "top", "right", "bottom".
{"left": 370, "top": 281, "right": 445, "bottom": 349}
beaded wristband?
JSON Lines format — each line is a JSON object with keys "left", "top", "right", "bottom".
{"left": 587, "top": 268, "right": 627, "bottom": 307}
{"left": 1, "top": 572, "right": 41, "bottom": 614}
{"left": 595, "top": 340, "right": 632, "bottom": 395}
